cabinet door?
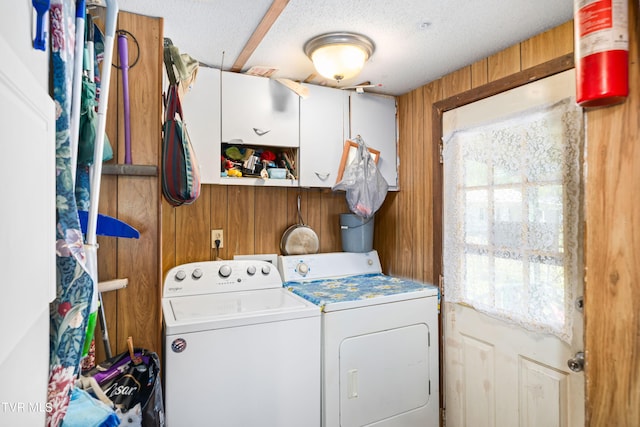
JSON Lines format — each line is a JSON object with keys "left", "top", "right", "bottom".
{"left": 299, "top": 84, "right": 348, "bottom": 187}
{"left": 221, "top": 72, "right": 299, "bottom": 147}
{"left": 349, "top": 93, "right": 398, "bottom": 189}
{"left": 181, "top": 67, "right": 221, "bottom": 184}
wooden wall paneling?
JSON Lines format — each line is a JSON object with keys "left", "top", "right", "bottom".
{"left": 116, "top": 177, "right": 159, "bottom": 353}
{"left": 209, "top": 185, "right": 229, "bottom": 260}
{"left": 471, "top": 58, "right": 489, "bottom": 88}
{"left": 318, "top": 190, "right": 348, "bottom": 253}
{"left": 227, "top": 186, "right": 256, "bottom": 257}
{"left": 521, "top": 21, "right": 574, "bottom": 70}
{"left": 95, "top": 177, "right": 118, "bottom": 361}
{"left": 254, "top": 187, "right": 288, "bottom": 254}
{"left": 300, "top": 189, "right": 320, "bottom": 233}
{"left": 585, "top": 100, "right": 640, "bottom": 425}
{"left": 376, "top": 92, "right": 409, "bottom": 275}
{"left": 585, "top": 1, "right": 640, "bottom": 424}
{"left": 114, "top": 12, "right": 162, "bottom": 355}
{"left": 419, "top": 82, "right": 440, "bottom": 283}
{"left": 175, "top": 187, "right": 211, "bottom": 264}
{"left": 487, "top": 44, "right": 521, "bottom": 82}
{"left": 399, "top": 88, "right": 425, "bottom": 278}
{"left": 161, "top": 198, "right": 176, "bottom": 278}
{"left": 411, "top": 87, "right": 426, "bottom": 280}
{"left": 441, "top": 66, "right": 472, "bottom": 99}
{"left": 304, "top": 189, "right": 323, "bottom": 247}
{"left": 285, "top": 188, "right": 302, "bottom": 230}
{"left": 394, "top": 91, "right": 411, "bottom": 276}
{"left": 115, "top": 14, "right": 161, "bottom": 166}
{"left": 374, "top": 191, "right": 399, "bottom": 273}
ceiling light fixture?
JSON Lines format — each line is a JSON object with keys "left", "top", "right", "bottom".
{"left": 304, "top": 32, "right": 375, "bottom": 83}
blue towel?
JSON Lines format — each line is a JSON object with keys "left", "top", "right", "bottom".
{"left": 61, "top": 387, "right": 120, "bottom": 427}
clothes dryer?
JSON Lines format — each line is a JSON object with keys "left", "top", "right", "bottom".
{"left": 279, "top": 250, "right": 439, "bottom": 427}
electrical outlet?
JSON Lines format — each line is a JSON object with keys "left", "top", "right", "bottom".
{"left": 212, "top": 229, "right": 224, "bottom": 249}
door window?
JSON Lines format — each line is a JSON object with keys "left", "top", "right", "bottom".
{"left": 442, "top": 98, "right": 583, "bottom": 342}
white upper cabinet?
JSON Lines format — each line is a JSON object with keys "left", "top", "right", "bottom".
{"left": 176, "top": 70, "right": 397, "bottom": 189}
{"left": 181, "top": 66, "right": 222, "bottom": 184}
{"left": 349, "top": 93, "right": 398, "bottom": 190}
{"left": 221, "top": 71, "right": 300, "bottom": 147}
{"left": 299, "top": 84, "right": 349, "bottom": 187}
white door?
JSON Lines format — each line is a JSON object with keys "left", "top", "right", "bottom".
{"left": 442, "top": 70, "right": 584, "bottom": 427}
{"left": 0, "top": 30, "right": 55, "bottom": 426}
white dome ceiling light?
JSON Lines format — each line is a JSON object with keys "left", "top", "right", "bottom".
{"left": 304, "top": 32, "right": 375, "bottom": 83}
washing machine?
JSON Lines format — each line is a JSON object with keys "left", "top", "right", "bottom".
{"left": 278, "top": 250, "right": 439, "bottom": 427}
{"left": 162, "top": 260, "right": 320, "bottom": 427}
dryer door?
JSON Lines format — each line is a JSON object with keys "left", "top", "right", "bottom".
{"left": 339, "top": 323, "right": 431, "bottom": 426}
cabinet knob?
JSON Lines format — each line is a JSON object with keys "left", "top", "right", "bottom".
{"left": 314, "top": 172, "right": 330, "bottom": 180}
{"left": 253, "top": 127, "right": 271, "bottom": 136}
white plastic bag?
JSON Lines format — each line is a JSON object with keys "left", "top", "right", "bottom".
{"left": 332, "top": 136, "right": 388, "bottom": 218}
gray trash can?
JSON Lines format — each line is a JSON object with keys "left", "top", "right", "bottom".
{"left": 340, "top": 213, "right": 374, "bottom": 252}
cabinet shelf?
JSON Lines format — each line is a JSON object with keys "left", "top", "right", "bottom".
{"left": 219, "top": 176, "right": 298, "bottom": 187}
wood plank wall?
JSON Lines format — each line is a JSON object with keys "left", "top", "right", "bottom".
{"left": 584, "top": 1, "right": 640, "bottom": 425}
{"left": 391, "top": 1, "right": 640, "bottom": 424}
{"left": 95, "top": 12, "right": 163, "bottom": 361}
{"left": 162, "top": 187, "right": 348, "bottom": 276}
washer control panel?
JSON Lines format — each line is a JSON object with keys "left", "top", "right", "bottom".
{"left": 163, "top": 260, "right": 281, "bottom": 297}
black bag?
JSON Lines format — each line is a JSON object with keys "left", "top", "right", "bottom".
{"left": 79, "top": 348, "right": 164, "bottom": 426}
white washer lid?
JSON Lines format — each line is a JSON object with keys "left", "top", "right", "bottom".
{"left": 163, "top": 288, "right": 319, "bottom": 335}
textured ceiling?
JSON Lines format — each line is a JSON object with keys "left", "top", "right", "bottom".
{"left": 119, "top": 0, "right": 573, "bottom": 96}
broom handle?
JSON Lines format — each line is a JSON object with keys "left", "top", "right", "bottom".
{"left": 119, "top": 33, "right": 132, "bottom": 164}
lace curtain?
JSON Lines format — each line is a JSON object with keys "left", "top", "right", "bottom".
{"left": 442, "top": 98, "right": 583, "bottom": 343}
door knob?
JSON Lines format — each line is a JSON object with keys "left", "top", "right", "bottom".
{"left": 567, "top": 351, "right": 585, "bottom": 372}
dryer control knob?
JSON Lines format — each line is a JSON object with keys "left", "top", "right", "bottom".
{"left": 192, "top": 268, "right": 203, "bottom": 280}
{"left": 247, "top": 265, "right": 257, "bottom": 276}
{"left": 297, "top": 262, "right": 309, "bottom": 276}
{"left": 261, "top": 265, "right": 271, "bottom": 275}
{"left": 175, "top": 270, "right": 186, "bottom": 281}
{"left": 219, "top": 265, "right": 232, "bottom": 278}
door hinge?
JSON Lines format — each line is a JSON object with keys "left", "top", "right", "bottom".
{"left": 439, "top": 140, "right": 444, "bottom": 164}
{"left": 439, "top": 274, "right": 444, "bottom": 294}
{"left": 441, "top": 408, "right": 446, "bottom": 426}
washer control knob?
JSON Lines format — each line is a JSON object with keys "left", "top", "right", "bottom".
{"left": 247, "top": 265, "right": 257, "bottom": 276}
{"left": 192, "top": 268, "right": 203, "bottom": 280}
{"left": 218, "top": 265, "right": 232, "bottom": 278}
{"left": 175, "top": 270, "right": 186, "bottom": 281}
{"left": 297, "top": 262, "right": 309, "bottom": 276}
{"left": 261, "top": 264, "right": 271, "bottom": 275}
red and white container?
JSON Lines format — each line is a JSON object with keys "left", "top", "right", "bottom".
{"left": 574, "top": 0, "right": 629, "bottom": 107}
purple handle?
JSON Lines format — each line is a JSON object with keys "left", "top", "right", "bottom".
{"left": 118, "top": 34, "right": 132, "bottom": 164}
